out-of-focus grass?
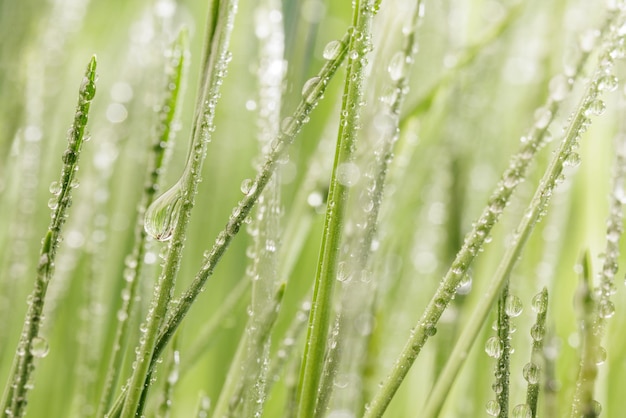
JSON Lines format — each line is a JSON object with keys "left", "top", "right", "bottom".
{"left": 1, "top": 0, "right": 626, "bottom": 417}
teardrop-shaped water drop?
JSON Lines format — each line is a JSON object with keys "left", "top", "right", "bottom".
{"left": 144, "top": 182, "right": 184, "bottom": 241}
{"left": 30, "top": 336, "right": 49, "bottom": 358}
{"left": 523, "top": 362, "right": 540, "bottom": 384}
{"left": 49, "top": 181, "right": 61, "bottom": 196}
{"left": 485, "top": 336, "right": 502, "bottom": 358}
{"left": 511, "top": 404, "right": 532, "bottom": 418}
{"left": 531, "top": 290, "right": 548, "bottom": 314}
{"left": 505, "top": 295, "right": 523, "bottom": 317}
{"left": 486, "top": 400, "right": 500, "bottom": 416}
{"left": 302, "top": 76, "right": 322, "bottom": 104}
{"left": 323, "top": 40, "right": 343, "bottom": 60}
{"left": 388, "top": 51, "right": 406, "bottom": 81}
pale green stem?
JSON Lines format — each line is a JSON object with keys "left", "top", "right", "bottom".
{"left": 96, "top": 28, "right": 188, "bottom": 418}
{"left": 106, "top": 27, "right": 350, "bottom": 418}
{"left": 495, "top": 282, "right": 511, "bottom": 418}
{"left": 1, "top": 56, "right": 97, "bottom": 418}
{"left": 571, "top": 251, "right": 599, "bottom": 418}
{"left": 296, "top": 1, "right": 376, "bottom": 416}
{"left": 119, "top": 2, "right": 238, "bottom": 416}
{"left": 525, "top": 287, "right": 549, "bottom": 417}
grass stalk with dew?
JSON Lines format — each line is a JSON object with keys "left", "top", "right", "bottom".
{"left": 571, "top": 251, "right": 600, "bottom": 418}
{"left": 525, "top": 287, "right": 549, "bottom": 418}
{"left": 0, "top": 55, "right": 97, "bottom": 418}
{"left": 295, "top": 1, "right": 377, "bottom": 416}
{"left": 119, "top": 1, "right": 239, "bottom": 415}
{"left": 95, "top": 28, "right": 189, "bottom": 418}
{"left": 368, "top": 6, "right": 626, "bottom": 418}
{"left": 105, "top": 22, "right": 351, "bottom": 418}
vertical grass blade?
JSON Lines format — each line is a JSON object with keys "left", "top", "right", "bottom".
{"left": 96, "top": 28, "right": 188, "bottom": 418}
{"left": 119, "top": 1, "right": 239, "bottom": 415}
{"left": 295, "top": 1, "right": 377, "bottom": 416}
{"left": 571, "top": 251, "right": 600, "bottom": 418}
{"left": 1, "top": 55, "right": 97, "bottom": 418}
{"left": 525, "top": 287, "right": 549, "bottom": 417}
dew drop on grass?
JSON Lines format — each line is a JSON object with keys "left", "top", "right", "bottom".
{"left": 336, "top": 162, "right": 360, "bottom": 187}
{"left": 563, "top": 152, "right": 581, "bottom": 167}
{"left": 531, "top": 291, "right": 548, "bottom": 314}
{"left": 485, "top": 336, "right": 502, "bottom": 358}
{"left": 486, "top": 400, "right": 500, "bottom": 416}
{"left": 144, "top": 183, "right": 184, "bottom": 241}
{"left": 530, "top": 323, "right": 545, "bottom": 341}
{"left": 523, "top": 362, "right": 540, "bottom": 384}
{"left": 549, "top": 74, "right": 569, "bottom": 101}
{"left": 47, "top": 198, "right": 59, "bottom": 210}
{"left": 585, "top": 99, "right": 606, "bottom": 116}
{"left": 594, "top": 346, "right": 607, "bottom": 365}
{"left": 49, "top": 181, "right": 61, "bottom": 196}
{"left": 240, "top": 178, "right": 256, "bottom": 196}
{"left": 505, "top": 295, "right": 523, "bottom": 317}
{"left": 534, "top": 106, "right": 552, "bottom": 129}
{"left": 30, "top": 337, "right": 49, "bottom": 358}
{"left": 323, "top": 40, "right": 343, "bottom": 60}
{"left": 511, "top": 403, "right": 532, "bottom": 418}
{"left": 599, "top": 300, "right": 615, "bottom": 318}
{"left": 301, "top": 76, "right": 321, "bottom": 104}
{"left": 387, "top": 51, "right": 406, "bottom": 81}
{"left": 598, "top": 75, "right": 618, "bottom": 92}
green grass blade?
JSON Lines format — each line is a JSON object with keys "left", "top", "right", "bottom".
{"left": 1, "top": 55, "right": 97, "bottom": 418}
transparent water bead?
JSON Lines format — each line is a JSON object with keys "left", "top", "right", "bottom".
{"left": 505, "top": 295, "right": 523, "bottom": 317}
{"left": 49, "top": 181, "right": 61, "bottom": 196}
{"left": 585, "top": 99, "right": 606, "bottom": 117}
{"left": 323, "top": 40, "right": 344, "bottom": 60}
{"left": 534, "top": 106, "right": 552, "bottom": 129}
{"left": 549, "top": 74, "right": 569, "bottom": 101}
{"left": 531, "top": 291, "right": 548, "bottom": 314}
{"left": 144, "top": 182, "right": 184, "bottom": 241}
{"left": 563, "top": 152, "right": 581, "bottom": 167}
{"left": 240, "top": 178, "right": 256, "bottom": 196}
{"left": 485, "top": 336, "right": 502, "bottom": 358}
{"left": 301, "top": 76, "right": 322, "bottom": 104}
{"left": 486, "top": 400, "right": 500, "bottom": 416}
{"left": 336, "top": 162, "right": 360, "bottom": 187}
{"left": 530, "top": 323, "right": 545, "bottom": 341}
{"left": 30, "top": 336, "right": 49, "bottom": 358}
{"left": 512, "top": 404, "right": 532, "bottom": 418}
{"left": 598, "top": 75, "right": 619, "bottom": 92}
{"left": 388, "top": 51, "right": 406, "bottom": 81}
{"left": 523, "top": 362, "right": 540, "bottom": 384}
{"left": 599, "top": 300, "right": 615, "bottom": 318}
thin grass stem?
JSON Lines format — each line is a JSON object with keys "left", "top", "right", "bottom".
{"left": 295, "top": 1, "right": 376, "bottom": 416}
{"left": 525, "top": 287, "right": 549, "bottom": 417}
{"left": 1, "top": 55, "right": 97, "bottom": 418}
{"left": 96, "top": 28, "right": 188, "bottom": 418}
{"left": 367, "top": 10, "right": 626, "bottom": 417}
{"left": 119, "top": 1, "right": 239, "bottom": 415}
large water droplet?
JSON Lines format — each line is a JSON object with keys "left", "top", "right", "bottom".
{"left": 336, "top": 162, "right": 360, "bottom": 187}
{"left": 240, "top": 178, "right": 257, "bottom": 196}
{"left": 323, "top": 40, "right": 344, "bottom": 60}
{"left": 505, "top": 295, "right": 523, "bottom": 317}
{"left": 531, "top": 291, "right": 548, "bottom": 314}
{"left": 486, "top": 400, "right": 500, "bottom": 416}
{"left": 523, "top": 362, "right": 540, "bottom": 384}
{"left": 598, "top": 75, "right": 619, "bottom": 92}
{"left": 485, "top": 336, "right": 502, "bottom": 358}
{"left": 49, "top": 181, "right": 61, "bottom": 196}
{"left": 30, "top": 337, "right": 49, "bottom": 358}
{"left": 144, "top": 182, "right": 184, "bottom": 241}
{"left": 387, "top": 51, "right": 406, "bottom": 81}
{"left": 302, "top": 76, "right": 322, "bottom": 104}
{"left": 511, "top": 404, "right": 532, "bottom": 418}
